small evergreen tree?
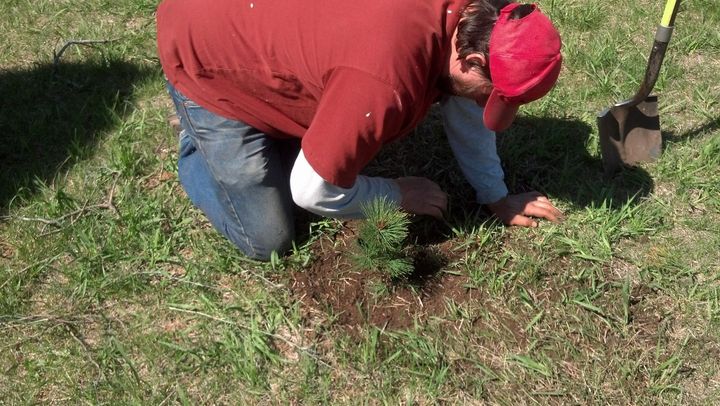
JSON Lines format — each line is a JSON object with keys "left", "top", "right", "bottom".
{"left": 354, "top": 197, "right": 414, "bottom": 279}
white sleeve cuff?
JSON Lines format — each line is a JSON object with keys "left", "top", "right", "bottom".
{"left": 289, "top": 150, "right": 402, "bottom": 218}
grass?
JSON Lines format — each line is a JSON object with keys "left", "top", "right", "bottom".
{"left": 1, "top": 0, "right": 719, "bottom": 403}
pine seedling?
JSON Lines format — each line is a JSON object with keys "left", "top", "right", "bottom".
{"left": 354, "top": 197, "right": 414, "bottom": 279}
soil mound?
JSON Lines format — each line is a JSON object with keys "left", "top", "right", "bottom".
{"left": 288, "top": 223, "right": 481, "bottom": 332}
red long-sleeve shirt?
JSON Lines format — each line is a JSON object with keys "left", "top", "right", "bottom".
{"left": 157, "top": 0, "right": 463, "bottom": 188}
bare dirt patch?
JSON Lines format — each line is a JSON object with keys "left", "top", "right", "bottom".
{"left": 288, "top": 222, "right": 482, "bottom": 332}
{"left": 0, "top": 237, "right": 15, "bottom": 259}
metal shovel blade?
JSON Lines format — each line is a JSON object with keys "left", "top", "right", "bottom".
{"left": 597, "top": 95, "right": 661, "bottom": 176}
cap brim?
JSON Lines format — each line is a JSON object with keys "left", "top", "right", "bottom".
{"left": 483, "top": 89, "right": 520, "bottom": 132}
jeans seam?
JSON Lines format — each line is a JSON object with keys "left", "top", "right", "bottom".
{"left": 176, "top": 98, "right": 258, "bottom": 257}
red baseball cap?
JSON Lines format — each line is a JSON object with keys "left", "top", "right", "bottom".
{"left": 483, "top": 3, "right": 562, "bottom": 132}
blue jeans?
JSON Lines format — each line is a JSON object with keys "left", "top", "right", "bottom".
{"left": 167, "top": 83, "right": 298, "bottom": 260}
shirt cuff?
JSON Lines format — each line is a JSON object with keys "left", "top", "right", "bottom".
{"left": 289, "top": 149, "right": 401, "bottom": 218}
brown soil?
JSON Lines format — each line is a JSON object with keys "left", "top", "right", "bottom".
{"left": 288, "top": 222, "right": 482, "bottom": 332}
{"left": 0, "top": 237, "right": 15, "bottom": 259}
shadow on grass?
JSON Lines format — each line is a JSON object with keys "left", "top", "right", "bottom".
{"left": 0, "top": 60, "right": 154, "bottom": 213}
{"left": 499, "top": 115, "right": 654, "bottom": 209}
{"left": 366, "top": 110, "right": 655, "bottom": 246}
{"left": 663, "top": 116, "right": 720, "bottom": 145}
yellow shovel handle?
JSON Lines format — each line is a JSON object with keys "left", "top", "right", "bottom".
{"left": 661, "top": 0, "right": 679, "bottom": 27}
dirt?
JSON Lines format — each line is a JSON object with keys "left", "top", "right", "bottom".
{"left": 0, "top": 237, "right": 14, "bottom": 259}
{"left": 287, "top": 221, "right": 482, "bottom": 332}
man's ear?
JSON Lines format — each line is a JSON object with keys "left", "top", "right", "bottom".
{"left": 464, "top": 52, "right": 487, "bottom": 69}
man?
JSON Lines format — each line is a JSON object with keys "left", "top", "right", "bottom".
{"left": 157, "top": 0, "right": 564, "bottom": 261}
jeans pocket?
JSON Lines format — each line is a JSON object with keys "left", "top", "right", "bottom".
{"left": 181, "top": 99, "right": 248, "bottom": 136}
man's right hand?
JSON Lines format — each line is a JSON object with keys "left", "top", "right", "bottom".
{"left": 394, "top": 176, "right": 448, "bottom": 219}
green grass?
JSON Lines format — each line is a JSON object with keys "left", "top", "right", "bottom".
{"left": 1, "top": 0, "right": 720, "bottom": 403}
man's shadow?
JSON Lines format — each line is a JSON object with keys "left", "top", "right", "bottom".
{"left": 498, "top": 115, "right": 654, "bottom": 209}
{"left": 364, "top": 106, "right": 656, "bottom": 245}
{"left": 0, "top": 60, "right": 153, "bottom": 213}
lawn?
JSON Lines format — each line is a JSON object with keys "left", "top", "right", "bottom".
{"left": 1, "top": 0, "right": 719, "bottom": 403}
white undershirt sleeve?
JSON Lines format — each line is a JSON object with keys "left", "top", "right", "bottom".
{"left": 289, "top": 149, "right": 402, "bottom": 219}
{"left": 440, "top": 95, "right": 509, "bottom": 205}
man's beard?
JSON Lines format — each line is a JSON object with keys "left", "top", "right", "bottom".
{"left": 436, "top": 74, "right": 490, "bottom": 107}
{"left": 437, "top": 74, "right": 459, "bottom": 96}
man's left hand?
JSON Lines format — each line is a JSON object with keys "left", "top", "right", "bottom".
{"left": 485, "top": 191, "right": 563, "bottom": 228}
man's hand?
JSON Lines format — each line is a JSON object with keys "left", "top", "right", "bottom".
{"left": 485, "top": 191, "right": 562, "bottom": 227}
{"left": 394, "top": 176, "right": 447, "bottom": 219}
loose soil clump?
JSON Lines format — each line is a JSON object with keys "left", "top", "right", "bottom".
{"left": 288, "top": 222, "right": 481, "bottom": 332}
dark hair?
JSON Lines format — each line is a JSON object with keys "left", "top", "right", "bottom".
{"left": 456, "top": 0, "right": 535, "bottom": 69}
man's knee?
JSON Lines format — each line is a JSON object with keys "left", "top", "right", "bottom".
{"left": 226, "top": 225, "right": 294, "bottom": 261}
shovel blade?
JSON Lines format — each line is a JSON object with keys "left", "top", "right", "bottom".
{"left": 598, "top": 96, "right": 661, "bottom": 175}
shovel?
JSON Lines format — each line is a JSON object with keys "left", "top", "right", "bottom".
{"left": 597, "top": 0, "right": 681, "bottom": 175}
